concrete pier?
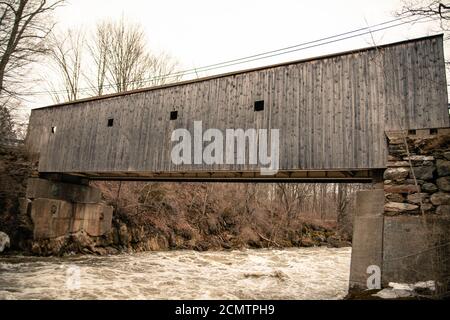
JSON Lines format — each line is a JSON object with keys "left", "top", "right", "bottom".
{"left": 349, "top": 129, "right": 450, "bottom": 297}
{"left": 22, "top": 178, "right": 113, "bottom": 248}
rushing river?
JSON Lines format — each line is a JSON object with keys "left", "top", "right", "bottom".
{"left": 0, "top": 247, "right": 351, "bottom": 300}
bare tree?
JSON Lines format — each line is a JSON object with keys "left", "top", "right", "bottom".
{"left": 86, "top": 24, "right": 109, "bottom": 96}
{"left": 47, "top": 28, "right": 84, "bottom": 102}
{"left": 146, "top": 52, "right": 180, "bottom": 86}
{"left": 90, "top": 17, "right": 180, "bottom": 94}
{"left": 0, "top": 0, "right": 64, "bottom": 99}
{"left": 397, "top": 1, "right": 450, "bottom": 38}
{"left": 0, "top": 101, "right": 16, "bottom": 143}
{"left": 48, "top": 17, "right": 181, "bottom": 101}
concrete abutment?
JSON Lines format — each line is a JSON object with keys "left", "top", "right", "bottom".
{"left": 21, "top": 177, "right": 113, "bottom": 255}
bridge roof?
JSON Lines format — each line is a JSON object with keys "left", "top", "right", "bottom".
{"left": 34, "top": 33, "right": 444, "bottom": 110}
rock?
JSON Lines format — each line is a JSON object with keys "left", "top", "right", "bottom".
{"left": 384, "top": 168, "right": 409, "bottom": 180}
{"left": 420, "top": 203, "right": 434, "bottom": 212}
{"left": 71, "top": 231, "right": 94, "bottom": 249}
{"left": 326, "top": 236, "right": 351, "bottom": 248}
{"left": 385, "top": 202, "right": 419, "bottom": 213}
{"left": 403, "top": 155, "right": 434, "bottom": 161}
{"left": 407, "top": 193, "right": 429, "bottom": 204}
{"left": 388, "top": 137, "right": 405, "bottom": 145}
{"left": 436, "top": 159, "right": 450, "bottom": 177}
{"left": 430, "top": 192, "right": 450, "bottom": 206}
{"left": 373, "top": 288, "right": 414, "bottom": 299}
{"left": 422, "top": 182, "right": 438, "bottom": 193}
{"left": 111, "top": 227, "right": 120, "bottom": 245}
{"left": 443, "top": 152, "right": 450, "bottom": 161}
{"left": 436, "top": 205, "right": 450, "bottom": 216}
{"left": 412, "top": 281, "right": 435, "bottom": 295}
{"left": 387, "top": 161, "right": 410, "bottom": 167}
{"left": 436, "top": 176, "right": 450, "bottom": 192}
{"left": 384, "top": 180, "right": 393, "bottom": 185}
{"left": 389, "top": 145, "right": 407, "bottom": 157}
{"left": 405, "top": 179, "right": 424, "bottom": 185}
{"left": 300, "top": 238, "right": 316, "bottom": 247}
{"left": 406, "top": 192, "right": 430, "bottom": 204}
{"left": 388, "top": 155, "right": 401, "bottom": 161}
{"left": 118, "top": 224, "right": 129, "bottom": 245}
{"left": 386, "top": 193, "right": 405, "bottom": 203}
{"left": 384, "top": 184, "right": 420, "bottom": 194}
{"left": 0, "top": 232, "right": 10, "bottom": 253}
{"left": 92, "top": 247, "right": 107, "bottom": 255}
{"left": 312, "top": 233, "right": 326, "bottom": 243}
{"left": 373, "top": 281, "right": 435, "bottom": 299}
{"left": 410, "top": 166, "right": 435, "bottom": 180}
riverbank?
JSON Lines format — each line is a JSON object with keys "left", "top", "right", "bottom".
{"left": 0, "top": 145, "right": 352, "bottom": 256}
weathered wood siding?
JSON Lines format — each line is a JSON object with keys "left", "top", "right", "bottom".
{"left": 26, "top": 35, "right": 449, "bottom": 174}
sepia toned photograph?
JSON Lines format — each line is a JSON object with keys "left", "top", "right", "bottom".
{"left": 0, "top": 0, "right": 449, "bottom": 311}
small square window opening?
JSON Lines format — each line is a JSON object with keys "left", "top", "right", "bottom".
{"left": 170, "top": 111, "right": 178, "bottom": 120}
{"left": 254, "top": 100, "right": 264, "bottom": 112}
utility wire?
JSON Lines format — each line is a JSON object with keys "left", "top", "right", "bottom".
{"left": 24, "top": 15, "right": 433, "bottom": 96}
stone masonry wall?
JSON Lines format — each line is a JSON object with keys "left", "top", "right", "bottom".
{"left": 382, "top": 128, "right": 450, "bottom": 296}
{"left": 384, "top": 129, "right": 450, "bottom": 216}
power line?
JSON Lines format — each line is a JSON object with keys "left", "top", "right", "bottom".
{"left": 24, "top": 15, "right": 433, "bottom": 96}
{"left": 26, "top": 15, "right": 431, "bottom": 95}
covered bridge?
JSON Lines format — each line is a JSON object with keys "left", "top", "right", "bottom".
{"left": 26, "top": 34, "right": 449, "bottom": 181}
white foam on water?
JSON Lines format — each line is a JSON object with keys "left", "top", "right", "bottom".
{"left": 0, "top": 247, "right": 351, "bottom": 300}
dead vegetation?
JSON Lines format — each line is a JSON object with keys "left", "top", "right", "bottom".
{"left": 93, "top": 181, "right": 364, "bottom": 252}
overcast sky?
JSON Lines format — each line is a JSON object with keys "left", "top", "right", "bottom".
{"left": 23, "top": 0, "right": 446, "bottom": 113}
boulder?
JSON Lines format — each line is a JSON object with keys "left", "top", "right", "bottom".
{"left": 384, "top": 184, "right": 420, "bottom": 194}
{"left": 430, "top": 192, "right": 450, "bottom": 206}
{"left": 387, "top": 161, "right": 410, "bottom": 167}
{"left": 326, "top": 236, "right": 351, "bottom": 248}
{"left": 384, "top": 168, "right": 409, "bottom": 180}
{"left": 410, "top": 166, "right": 435, "bottom": 181}
{"left": 420, "top": 203, "right": 434, "bottom": 212}
{"left": 118, "top": 224, "right": 129, "bottom": 245}
{"left": 386, "top": 193, "right": 405, "bottom": 203}
{"left": 389, "top": 145, "right": 407, "bottom": 157}
{"left": 388, "top": 138, "right": 405, "bottom": 145}
{"left": 373, "top": 288, "right": 414, "bottom": 299}
{"left": 405, "top": 179, "right": 424, "bottom": 185}
{"left": 388, "top": 155, "right": 401, "bottom": 161}
{"left": 403, "top": 156, "right": 434, "bottom": 161}
{"left": 300, "top": 238, "right": 316, "bottom": 247}
{"left": 437, "top": 159, "right": 450, "bottom": 177}
{"left": 436, "top": 176, "right": 450, "bottom": 192}
{"left": 0, "top": 232, "right": 10, "bottom": 253}
{"left": 373, "top": 281, "right": 435, "bottom": 299}
{"left": 406, "top": 193, "right": 429, "bottom": 204}
{"left": 384, "top": 202, "right": 419, "bottom": 213}
{"left": 422, "top": 182, "right": 438, "bottom": 193}
{"left": 443, "top": 152, "right": 450, "bottom": 161}
{"left": 436, "top": 205, "right": 450, "bottom": 216}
